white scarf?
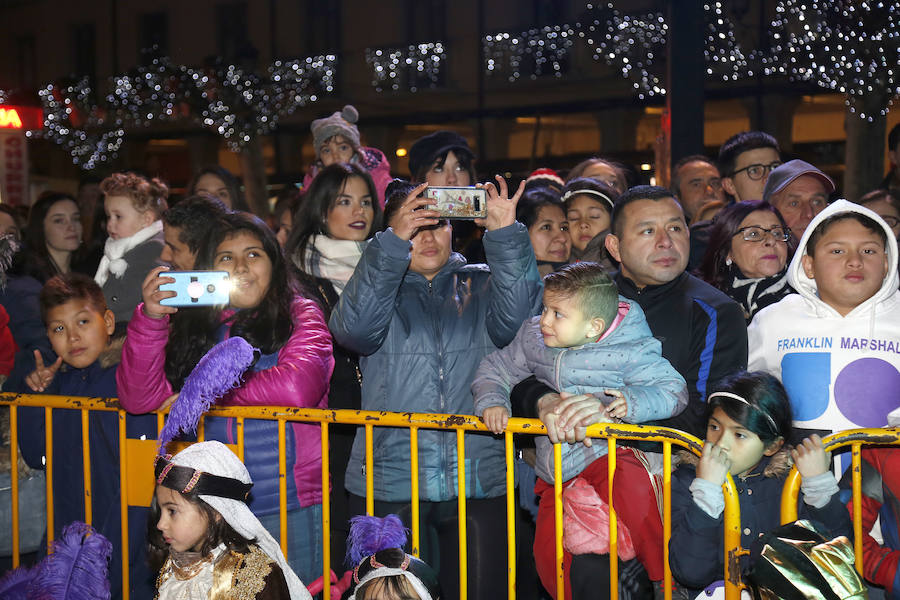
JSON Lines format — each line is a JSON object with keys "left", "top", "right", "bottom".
{"left": 95, "top": 219, "right": 163, "bottom": 286}
{"left": 300, "top": 234, "right": 366, "bottom": 295}
{"left": 170, "top": 441, "right": 312, "bottom": 600}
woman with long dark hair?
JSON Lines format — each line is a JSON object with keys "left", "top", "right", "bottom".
{"left": 117, "top": 212, "right": 334, "bottom": 584}
{"left": 284, "top": 162, "right": 381, "bottom": 574}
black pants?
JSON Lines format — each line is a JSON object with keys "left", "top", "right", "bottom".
{"left": 348, "top": 494, "right": 507, "bottom": 600}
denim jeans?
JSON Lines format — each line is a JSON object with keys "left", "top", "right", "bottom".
{"left": 258, "top": 503, "right": 323, "bottom": 586}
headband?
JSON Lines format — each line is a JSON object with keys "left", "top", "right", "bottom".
{"left": 350, "top": 552, "right": 438, "bottom": 600}
{"left": 160, "top": 441, "right": 311, "bottom": 600}
{"left": 561, "top": 189, "right": 615, "bottom": 210}
{"left": 707, "top": 391, "right": 778, "bottom": 433}
{"left": 154, "top": 454, "right": 253, "bottom": 502}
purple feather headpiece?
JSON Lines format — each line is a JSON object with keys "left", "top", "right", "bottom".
{"left": 346, "top": 514, "right": 409, "bottom": 567}
{"left": 0, "top": 564, "right": 35, "bottom": 600}
{"left": 31, "top": 521, "right": 113, "bottom": 600}
{"left": 157, "top": 336, "right": 257, "bottom": 452}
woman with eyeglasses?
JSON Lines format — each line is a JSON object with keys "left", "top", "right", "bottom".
{"left": 697, "top": 201, "right": 795, "bottom": 322}
{"left": 857, "top": 189, "right": 900, "bottom": 241}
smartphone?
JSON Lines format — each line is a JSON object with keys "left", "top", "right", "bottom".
{"left": 425, "top": 186, "right": 487, "bottom": 219}
{"left": 159, "top": 271, "right": 230, "bottom": 307}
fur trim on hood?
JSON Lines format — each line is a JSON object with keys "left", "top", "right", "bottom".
{"left": 786, "top": 199, "right": 899, "bottom": 319}
{"left": 676, "top": 446, "right": 793, "bottom": 479}
{"left": 57, "top": 335, "right": 125, "bottom": 373}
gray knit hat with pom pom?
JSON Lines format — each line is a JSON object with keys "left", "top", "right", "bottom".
{"left": 311, "top": 105, "right": 361, "bottom": 155}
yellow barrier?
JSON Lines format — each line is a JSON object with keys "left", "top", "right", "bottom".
{"left": 1, "top": 393, "right": 750, "bottom": 600}
{"left": 780, "top": 428, "right": 900, "bottom": 575}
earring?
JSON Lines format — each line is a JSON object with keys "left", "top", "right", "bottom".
{"left": 725, "top": 257, "right": 733, "bottom": 266}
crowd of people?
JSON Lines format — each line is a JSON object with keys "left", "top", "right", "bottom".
{"left": 1, "top": 106, "right": 899, "bottom": 600}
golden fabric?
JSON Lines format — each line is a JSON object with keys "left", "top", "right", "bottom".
{"left": 156, "top": 545, "right": 275, "bottom": 600}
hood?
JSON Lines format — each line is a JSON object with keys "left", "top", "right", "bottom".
{"left": 786, "top": 199, "right": 899, "bottom": 317}
{"left": 888, "top": 405, "right": 900, "bottom": 427}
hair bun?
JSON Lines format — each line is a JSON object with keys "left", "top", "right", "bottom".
{"left": 341, "top": 105, "right": 359, "bottom": 124}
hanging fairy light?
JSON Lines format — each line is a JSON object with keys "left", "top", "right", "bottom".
{"left": 484, "top": 24, "right": 575, "bottom": 82}
{"left": 365, "top": 42, "right": 446, "bottom": 92}
{"left": 269, "top": 54, "right": 337, "bottom": 116}
{"left": 580, "top": 3, "right": 667, "bottom": 99}
{"left": 763, "top": 0, "right": 900, "bottom": 120}
{"left": 704, "top": 1, "right": 754, "bottom": 81}
{"left": 37, "top": 77, "right": 125, "bottom": 170}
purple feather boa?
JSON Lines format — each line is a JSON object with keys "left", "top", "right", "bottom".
{"left": 346, "top": 514, "right": 409, "bottom": 567}
{"left": 30, "top": 521, "right": 112, "bottom": 600}
{"left": 158, "top": 336, "right": 257, "bottom": 452}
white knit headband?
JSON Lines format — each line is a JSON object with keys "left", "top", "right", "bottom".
{"left": 561, "top": 189, "right": 615, "bottom": 210}
{"left": 707, "top": 391, "right": 778, "bottom": 433}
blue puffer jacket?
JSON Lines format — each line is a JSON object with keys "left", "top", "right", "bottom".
{"left": 472, "top": 299, "right": 687, "bottom": 483}
{"left": 329, "top": 222, "right": 543, "bottom": 502}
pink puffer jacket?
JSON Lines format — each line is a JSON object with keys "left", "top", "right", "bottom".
{"left": 117, "top": 296, "right": 335, "bottom": 505}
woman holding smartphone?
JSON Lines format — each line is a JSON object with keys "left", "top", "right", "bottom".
{"left": 329, "top": 176, "right": 542, "bottom": 600}
{"left": 117, "top": 212, "right": 334, "bottom": 584}
{"left": 284, "top": 162, "right": 381, "bottom": 575}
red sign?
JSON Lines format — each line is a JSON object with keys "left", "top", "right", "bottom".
{"left": 0, "top": 105, "right": 42, "bottom": 130}
{"left": 0, "top": 131, "right": 28, "bottom": 206}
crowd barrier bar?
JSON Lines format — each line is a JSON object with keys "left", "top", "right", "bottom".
{"left": 3, "top": 393, "right": 751, "bottom": 600}
{"left": 780, "top": 428, "right": 900, "bottom": 574}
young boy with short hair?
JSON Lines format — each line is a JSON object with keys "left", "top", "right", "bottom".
{"left": 748, "top": 199, "right": 900, "bottom": 438}
{"left": 10, "top": 273, "right": 157, "bottom": 598}
{"left": 472, "top": 262, "right": 687, "bottom": 599}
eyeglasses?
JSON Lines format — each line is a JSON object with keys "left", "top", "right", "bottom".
{"left": 731, "top": 161, "right": 782, "bottom": 181}
{"left": 734, "top": 225, "right": 791, "bottom": 242}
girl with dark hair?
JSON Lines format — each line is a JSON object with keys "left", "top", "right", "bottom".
{"left": 697, "top": 201, "right": 795, "bottom": 322}
{"left": 118, "top": 212, "right": 334, "bottom": 584}
{"left": 407, "top": 131, "right": 483, "bottom": 262}
{"left": 150, "top": 441, "right": 311, "bottom": 599}
{"left": 669, "top": 371, "right": 851, "bottom": 595}
{"left": 515, "top": 188, "right": 571, "bottom": 276}
{"left": 187, "top": 165, "right": 249, "bottom": 212}
{"left": 284, "top": 162, "right": 381, "bottom": 575}
{"left": 19, "top": 191, "right": 85, "bottom": 281}
{"left": 561, "top": 177, "right": 618, "bottom": 272}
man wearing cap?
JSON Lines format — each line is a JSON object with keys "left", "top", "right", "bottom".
{"left": 763, "top": 159, "right": 835, "bottom": 238}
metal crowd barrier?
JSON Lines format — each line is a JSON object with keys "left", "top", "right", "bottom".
{"left": 5, "top": 391, "right": 832, "bottom": 600}
{"left": 780, "top": 428, "right": 900, "bottom": 574}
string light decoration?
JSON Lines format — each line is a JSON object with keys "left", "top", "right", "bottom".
{"left": 268, "top": 54, "right": 338, "bottom": 116}
{"left": 484, "top": 25, "right": 575, "bottom": 82}
{"left": 36, "top": 77, "right": 125, "bottom": 170}
{"left": 704, "top": 1, "right": 753, "bottom": 81}
{"left": 32, "top": 53, "right": 337, "bottom": 167}
{"left": 107, "top": 55, "right": 200, "bottom": 125}
{"left": 580, "top": 3, "right": 667, "bottom": 99}
{"left": 763, "top": 0, "right": 900, "bottom": 120}
{"left": 365, "top": 42, "right": 446, "bottom": 92}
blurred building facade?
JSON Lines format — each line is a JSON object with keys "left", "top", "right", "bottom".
{"left": 0, "top": 0, "right": 896, "bottom": 202}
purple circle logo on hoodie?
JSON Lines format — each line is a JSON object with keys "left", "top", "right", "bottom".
{"left": 834, "top": 357, "right": 900, "bottom": 428}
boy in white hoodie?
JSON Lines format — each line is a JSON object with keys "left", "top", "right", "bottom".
{"left": 748, "top": 199, "right": 900, "bottom": 440}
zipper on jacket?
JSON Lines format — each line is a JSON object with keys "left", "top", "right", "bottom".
{"left": 554, "top": 347, "right": 567, "bottom": 392}
{"left": 427, "top": 277, "right": 450, "bottom": 499}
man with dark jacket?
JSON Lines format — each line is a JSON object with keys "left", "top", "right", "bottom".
{"left": 515, "top": 185, "right": 747, "bottom": 439}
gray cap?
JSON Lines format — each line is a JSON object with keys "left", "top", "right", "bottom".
{"left": 762, "top": 159, "right": 835, "bottom": 203}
